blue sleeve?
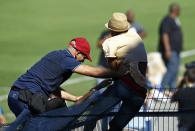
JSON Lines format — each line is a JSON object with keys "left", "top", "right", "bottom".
{"left": 61, "top": 57, "right": 81, "bottom": 72}
{"left": 133, "top": 22, "right": 144, "bottom": 34}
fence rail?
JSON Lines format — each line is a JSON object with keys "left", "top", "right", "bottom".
{"left": 71, "top": 88, "right": 195, "bottom": 131}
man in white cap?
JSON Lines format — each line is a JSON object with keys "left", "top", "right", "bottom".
{"left": 83, "top": 12, "right": 148, "bottom": 131}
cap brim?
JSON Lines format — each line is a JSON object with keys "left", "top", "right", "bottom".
{"left": 84, "top": 54, "right": 92, "bottom": 62}
{"left": 87, "top": 55, "right": 92, "bottom": 62}
{"left": 105, "top": 23, "right": 130, "bottom": 32}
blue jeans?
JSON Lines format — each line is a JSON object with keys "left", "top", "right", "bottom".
{"left": 161, "top": 51, "right": 180, "bottom": 90}
{"left": 109, "top": 80, "right": 146, "bottom": 131}
{"left": 84, "top": 79, "right": 146, "bottom": 131}
{"left": 8, "top": 90, "right": 26, "bottom": 117}
{"left": 7, "top": 90, "right": 31, "bottom": 131}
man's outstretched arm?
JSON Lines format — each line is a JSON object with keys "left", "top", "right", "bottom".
{"left": 73, "top": 64, "right": 122, "bottom": 78}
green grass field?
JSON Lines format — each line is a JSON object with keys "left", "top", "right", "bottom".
{"left": 0, "top": 0, "right": 195, "bottom": 122}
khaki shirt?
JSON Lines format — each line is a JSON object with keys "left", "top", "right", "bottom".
{"left": 102, "top": 28, "right": 147, "bottom": 87}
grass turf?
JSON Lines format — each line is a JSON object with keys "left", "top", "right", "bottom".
{"left": 0, "top": 0, "right": 195, "bottom": 122}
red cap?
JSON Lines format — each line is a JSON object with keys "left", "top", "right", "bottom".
{"left": 69, "top": 37, "right": 92, "bottom": 61}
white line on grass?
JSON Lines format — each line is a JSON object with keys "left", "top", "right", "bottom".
{"left": 61, "top": 76, "right": 94, "bottom": 86}
{"left": 181, "top": 49, "right": 195, "bottom": 58}
{"left": 0, "top": 76, "right": 94, "bottom": 90}
{"left": 4, "top": 113, "right": 15, "bottom": 118}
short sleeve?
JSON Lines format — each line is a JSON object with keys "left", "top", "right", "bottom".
{"left": 102, "top": 39, "right": 117, "bottom": 58}
{"left": 161, "top": 19, "right": 171, "bottom": 34}
{"left": 61, "top": 57, "right": 81, "bottom": 72}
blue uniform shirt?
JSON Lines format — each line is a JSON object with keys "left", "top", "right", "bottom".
{"left": 13, "top": 49, "right": 81, "bottom": 95}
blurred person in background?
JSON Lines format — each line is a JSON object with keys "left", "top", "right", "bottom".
{"left": 146, "top": 52, "right": 168, "bottom": 100}
{"left": 126, "top": 9, "right": 147, "bottom": 39}
{"left": 177, "top": 61, "right": 195, "bottom": 89}
{"left": 171, "top": 61, "right": 195, "bottom": 131}
{"left": 96, "top": 30, "right": 111, "bottom": 84}
{"left": 0, "top": 106, "right": 6, "bottom": 124}
{"left": 158, "top": 3, "right": 183, "bottom": 94}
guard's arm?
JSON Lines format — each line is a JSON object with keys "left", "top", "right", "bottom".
{"left": 73, "top": 64, "right": 122, "bottom": 78}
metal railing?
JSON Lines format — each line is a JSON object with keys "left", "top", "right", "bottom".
{"left": 72, "top": 88, "right": 195, "bottom": 131}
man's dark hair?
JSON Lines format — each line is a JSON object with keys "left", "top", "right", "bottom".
{"left": 178, "top": 61, "right": 195, "bottom": 88}
{"left": 185, "top": 61, "right": 195, "bottom": 69}
{"left": 186, "top": 68, "right": 195, "bottom": 83}
{"left": 185, "top": 61, "right": 195, "bottom": 83}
